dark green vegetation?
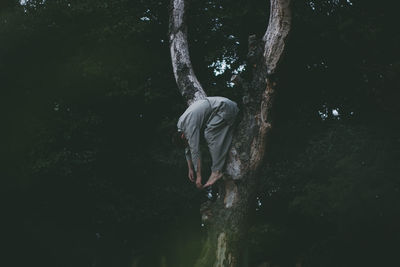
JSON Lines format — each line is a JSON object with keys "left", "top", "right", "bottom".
{"left": 2, "top": 0, "right": 399, "bottom": 266}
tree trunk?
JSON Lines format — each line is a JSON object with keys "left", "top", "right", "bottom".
{"left": 169, "top": 0, "right": 292, "bottom": 266}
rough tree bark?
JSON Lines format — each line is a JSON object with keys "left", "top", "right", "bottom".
{"left": 169, "top": 0, "right": 291, "bottom": 266}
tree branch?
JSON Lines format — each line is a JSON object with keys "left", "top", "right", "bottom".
{"left": 263, "top": 0, "right": 291, "bottom": 75}
{"left": 169, "top": 0, "right": 207, "bottom": 105}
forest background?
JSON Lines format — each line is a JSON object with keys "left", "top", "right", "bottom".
{"left": 2, "top": 0, "right": 399, "bottom": 266}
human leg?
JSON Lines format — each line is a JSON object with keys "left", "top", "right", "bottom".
{"left": 204, "top": 120, "right": 234, "bottom": 187}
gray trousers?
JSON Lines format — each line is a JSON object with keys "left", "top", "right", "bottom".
{"left": 204, "top": 112, "right": 236, "bottom": 172}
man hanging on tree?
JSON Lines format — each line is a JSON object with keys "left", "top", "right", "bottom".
{"left": 177, "top": 96, "right": 239, "bottom": 189}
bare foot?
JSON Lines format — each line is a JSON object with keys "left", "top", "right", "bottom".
{"left": 196, "top": 179, "right": 203, "bottom": 189}
{"left": 204, "top": 171, "right": 223, "bottom": 187}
